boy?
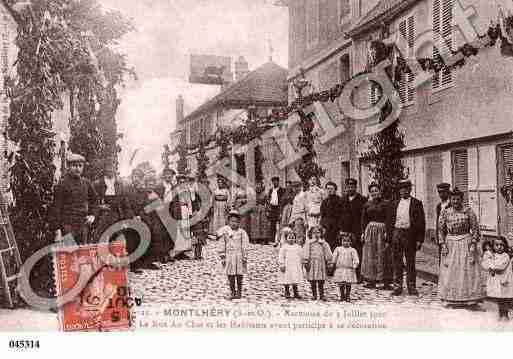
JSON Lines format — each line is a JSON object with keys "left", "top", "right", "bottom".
{"left": 217, "top": 210, "right": 249, "bottom": 300}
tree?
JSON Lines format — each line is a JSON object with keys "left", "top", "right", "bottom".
{"left": 63, "top": 0, "right": 135, "bottom": 179}
{"left": 5, "top": 0, "right": 134, "bottom": 295}
{"left": 130, "top": 161, "right": 157, "bottom": 189}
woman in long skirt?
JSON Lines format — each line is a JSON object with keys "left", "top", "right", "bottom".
{"left": 438, "top": 188, "right": 485, "bottom": 308}
{"left": 232, "top": 184, "right": 251, "bottom": 235}
{"left": 210, "top": 177, "right": 231, "bottom": 237}
{"left": 360, "top": 183, "right": 392, "bottom": 289}
{"left": 304, "top": 176, "right": 325, "bottom": 229}
{"left": 250, "top": 181, "right": 269, "bottom": 243}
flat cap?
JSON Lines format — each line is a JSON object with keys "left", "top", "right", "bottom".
{"left": 66, "top": 153, "right": 85, "bottom": 163}
{"left": 227, "top": 210, "right": 241, "bottom": 219}
{"left": 345, "top": 178, "right": 357, "bottom": 185}
{"left": 398, "top": 179, "right": 412, "bottom": 188}
{"left": 437, "top": 182, "right": 451, "bottom": 190}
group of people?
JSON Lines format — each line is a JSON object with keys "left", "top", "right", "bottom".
{"left": 50, "top": 153, "right": 513, "bottom": 319}
{"left": 50, "top": 153, "right": 210, "bottom": 274}
{"left": 214, "top": 175, "right": 427, "bottom": 301}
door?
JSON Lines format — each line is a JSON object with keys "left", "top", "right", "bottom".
{"left": 498, "top": 143, "right": 513, "bottom": 236}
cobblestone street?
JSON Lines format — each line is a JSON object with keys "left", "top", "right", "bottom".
{"left": 128, "top": 240, "right": 513, "bottom": 330}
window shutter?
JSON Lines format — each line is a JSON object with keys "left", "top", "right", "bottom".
{"left": 452, "top": 149, "right": 469, "bottom": 205}
{"left": 501, "top": 145, "right": 513, "bottom": 234}
{"left": 307, "top": 0, "right": 319, "bottom": 48}
{"left": 398, "top": 16, "right": 415, "bottom": 103}
{"left": 433, "top": 0, "right": 453, "bottom": 90}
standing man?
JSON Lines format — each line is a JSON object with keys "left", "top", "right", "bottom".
{"left": 340, "top": 178, "right": 367, "bottom": 283}
{"left": 93, "top": 160, "right": 134, "bottom": 243}
{"left": 50, "top": 153, "right": 98, "bottom": 245}
{"left": 388, "top": 180, "right": 426, "bottom": 296}
{"left": 435, "top": 183, "right": 451, "bottom": 264}
{"left": 321, "top": 181, "right": 343, "bottom": 251}
{"left": 267, "top": 176, "right": 285, "bottom": 245}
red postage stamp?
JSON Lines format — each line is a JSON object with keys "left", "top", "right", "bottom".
{"left": 53, "top": 240, "right": 131, "bottom": 332}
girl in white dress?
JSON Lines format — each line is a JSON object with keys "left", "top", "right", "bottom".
{"left": 482, "top": 237, "right": 513, "bottom": 321}
{"left": 332, "top": 232, "right": 360, "bottom": 302}
{"left": 278, "top": 227, "right": 304, "bottom": 299}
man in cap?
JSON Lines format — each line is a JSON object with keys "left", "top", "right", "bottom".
{"left": 387, "top": 180, "right": 426, "bottom": 296}
{"left": 435, "top": 182, "right": 451, "bottom": 264}
{"left": 340, "top": 178, "right": 367, "bottom": 282}
{"left": 50, "top": 153, "right": 98, "bottom": 245}
{"left": 267, "top": 176, "right": 286, "bottom": 246}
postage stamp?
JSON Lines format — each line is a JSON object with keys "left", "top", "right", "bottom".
{"left": 53, "top": 241, "right": 130, "bottom": 332}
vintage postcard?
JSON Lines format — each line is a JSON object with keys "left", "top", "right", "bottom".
{"left": 2, "top": 0, "right": 513, "bottom": 343}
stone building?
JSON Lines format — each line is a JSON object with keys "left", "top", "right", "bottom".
{"left": 176, "top": 59, "right": 288, "bottom": 186}
{"left": 281, "top": 0, "right": 513, "bottom": 240}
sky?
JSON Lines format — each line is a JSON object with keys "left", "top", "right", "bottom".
{"left": 98, "top": 0, "right": 289, "bottom": 176}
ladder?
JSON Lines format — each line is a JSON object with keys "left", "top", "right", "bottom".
{"left": 0, "top": 193, "right": 22, "bottom": 308}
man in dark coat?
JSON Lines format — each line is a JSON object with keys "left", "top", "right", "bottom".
{"left": 267, "top": 176, "right": 286, "bottom": 245}
{"left": 93, "top": 161, "right": 134, "bottom": 243}
{"left": 435, "top": 182, "right": 451, "bottom": 264}
{"left": 340, "top": 178, "right": 367, "bottom": 283}
{"left": 50, "top": 153, "right": 98, "bottom": 245}
{"left": 320, "top": 181, "right": 343, "bottom": 251}
{"left": 387, "top": 180, "right": 426, "bottom": 296}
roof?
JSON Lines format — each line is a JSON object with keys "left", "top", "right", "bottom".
{"left": 348, "top": 0, "right": 421, "bottom": 38}
{"left": 183, "top": 61, "right": 288, "bottom": 122}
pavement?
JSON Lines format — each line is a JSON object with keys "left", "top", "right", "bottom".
{"left": 1, "top": 240, "right": 512, "bottom": 331}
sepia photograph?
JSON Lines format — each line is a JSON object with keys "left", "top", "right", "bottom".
{"left": 1, "top": 0, "right": 513, "bottom": 344}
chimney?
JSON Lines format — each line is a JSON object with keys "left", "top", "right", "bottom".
{"left": 234, "top": 56, "right": 249, "bottom": 82}
{"left": 176, "top": 95, "right": 184, "bottom": 124}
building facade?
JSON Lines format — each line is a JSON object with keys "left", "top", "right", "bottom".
{"left": 176, "top": 59, "right": 288, "bottom": 186}
{"left": 0, "top": 1, "right": 18, "bottom": 199}
{"left": 283, "top": 0, "right": 513, "bottom": 240}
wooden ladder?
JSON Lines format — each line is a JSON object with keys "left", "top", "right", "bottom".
{"left": 0, "top": 194, "right": 22, "bottom": 308}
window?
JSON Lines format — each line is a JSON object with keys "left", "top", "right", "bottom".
{"left": 338, "top": 0, "right": 351, "bottom": 26}
{"left": 432, "top": 0, "right": 453, "bottom": 91}
{"left": 306, "top": 0, "right": 320, "bottom": 49}
{"left": 340, "top": 54, "right": 350, "bottom": 83}
{"left": 398, "top": 14, "right": 416, "bottom": 104}
{"left": 452, "top": 149, "right": 469, "bottom": 206}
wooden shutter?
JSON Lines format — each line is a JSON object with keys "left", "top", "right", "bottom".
{"left": 433, "top": 0, "right": 453, "bottom": 90}
{"left": 339, "top": 0, "right": 351, "bottom": 24}
{"left": 499, "top": 144, "right": 513, "bottom": 235}
{"left": 452, "top": 149, "right": 469, "bottom": 205}
{"left": 306, "top": 0, "right": 319, "bottom": 48}
{"left": 399, "top": 15, "right": 416, "bottom": 103}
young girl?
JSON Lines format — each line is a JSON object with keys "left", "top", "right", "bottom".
{"left": 332, "top": 232, "right": 360, "bottom": 302}
{"left": 302, "top": 225, "right": 332, "bottom": 301}
{"left": 278, "top": 227, "right": 303, "bottom": 299}
{"left": 482, "top": 236, "right": 513, "bottom": 320}
{"left": 217, "top": 210, "right": 250, "bottom": 300}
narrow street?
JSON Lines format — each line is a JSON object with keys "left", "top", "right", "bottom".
{"left": 127, "top": 240, "right": 513, "bottom": 331}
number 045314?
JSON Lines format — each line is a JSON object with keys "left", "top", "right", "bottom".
{"left": 8, "top": 340, "right": 40, "bottom": 349}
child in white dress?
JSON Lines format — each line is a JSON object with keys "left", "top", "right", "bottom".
{"left": 278, "top": 227, "right": 303, "bottom": 299}
{"left": 217, "top": 211, "right": 250, "bottom": 300}
{"left": 482, "top": 236, "right": 513, "bottom": 321}
{"left": 332, "top": 232, "right": 360, "bottom": 302}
